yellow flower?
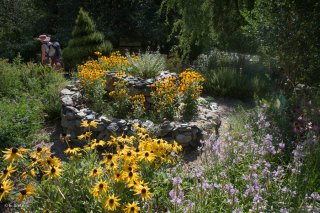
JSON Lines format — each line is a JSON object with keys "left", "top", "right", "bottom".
{"left": 114, "top": 172, "right": 123, "bottom": 182}
{"left": 64, "top": 147, "right": 81, "bottom": 155}
{"left": 123, "top": 202, "right": 140, "bottom": 213}
{"left": 139, "top": 151, "right": 156, "bottom": 163}
{"left": 134, "top": 184, "right": 152, "bottom": 201}
{"left": 89, "top": 120, "right": 98, "bottom": 128}
{"left": 122, "top": 171, "right": 140, "bottom": 183}
{"left": 18, "top": 185, "right": 34, "bottom": 203}
{"left": 104, "top": 194, "right": 120, "bottom": 211}
{"left": 0, "top": 164, "right": 16, "bottom": 181}
{"left": 91, "top": 180, "right": 109, "bottom": 197}
{"left": 44, "top": 166, "right": 63, "bottom": 179}
{"left": 2, "top": 147, "right": 28, "bottom": 161}
{"left": 89, "top": 168, "right": 102, "bottom": 178}
{"left": 80, "top": 120, "right": 90, "bottom": 128}
{"left": 0, "top": 179, "right": 13, "bottom": 201}
{"left": 30, "top": 147, "right": 51, "bottom": 158}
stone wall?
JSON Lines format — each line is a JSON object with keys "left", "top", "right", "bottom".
{"left": 60, "top": 81, "right": 203, "bottom": 148}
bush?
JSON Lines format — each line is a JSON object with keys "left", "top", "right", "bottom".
{"left": 63, "top": 8, "right": 113, "bottom": 71}
{"left": 126, "top": 51, "right": 165, "bottom": 78}
{"left": 0, "top": 97, "right": 44, "bottom": 149}
{"left": 0, "top": 123, "right": 182, "bottom": 212}
{"left": 0, "top": 59, "right": 68, "bottom": 120}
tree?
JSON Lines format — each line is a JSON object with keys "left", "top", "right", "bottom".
{"left": 243, "top": 0, "right": 320, "bottom": 85}
{"left": 161, "top": 0, "right": 256, "bottom": 59}
{"left": 62, "top": 7, "right": 113, "bottom": 70}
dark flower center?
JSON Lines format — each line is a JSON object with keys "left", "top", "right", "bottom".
{"left": 0, "top": 188, "right": 4, "bottom": 193}
{"left": 129, "top": 172, "right": 133, "bottom": 177}
{"left": 141, "top": 188, "right": 146, "bottom": 194}
{"left": 119, "top": 144, "right": 124, "bottom": 150}
{"left": 127, "top": 152, "right": 132, "bottom": 157}
{"left": 37, "top": 147, "right": 42, "bottom": 152}
{"left": 62, "top": 133, "right": 67, "bottom": 137}
{"left": 3, "top": 169, "right": 8, "bottom": 174}
{"left": 131, "top": 207, "right": 135, "bottom": 211}
{"left": 107, "top": 155, "right": 112, "bottom": 160}
{"left": 122, "top": 135, "right": 126, "bottom": 139}
{"left": 116, "top": 174, "right": 120, "bottom": 178}
{"left": 32, "top": 158, "right": 37, "bottom": 162}
{"left": 99, "top": 183, "right": 104, "bottom": 188}
{"left": 110, "top": 163, "right": 114, "bottom": 167}
{"left": 128, "top": 167, "right": 133, "bottom": 171}
{"left": 20, "top": 189, "right": 27, "bottom": 195}
{"left": 135, "top": 148, "right": 139, "bottom": 153}
{"left": 145, "top": 152, "right": 149, "bottom": 157}
{"left": 109, "top": 199, "right": 114, "bottom": 204}
{"left": 51, "top": 167, "right": 56, "bottom": 173}
{"left": 12, "top": 148, "right": 18, "bottom": 154}
{"left": 93, "top": 169, "right": 97, "bottom": 174}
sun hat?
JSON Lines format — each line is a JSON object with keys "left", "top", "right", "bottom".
{"left": 35, "top": 34, "right": 51, "bottom": 42}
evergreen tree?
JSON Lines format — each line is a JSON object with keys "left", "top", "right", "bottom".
{"left": 63, "top": 8, "right": 112, "bottom": 70}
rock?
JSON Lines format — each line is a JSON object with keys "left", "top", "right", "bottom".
{"left": 117, "top": 119, "right": 127, "bottom": 127}
{"left": 61, "top": 95, "right": 74, "bottom": 106}
{"left": 84, "top": 114, "right": 95, "bottom": 121}
{"left": 159, "top": 121, "right": 175, "bottom": 137}
{"left": 107, "top": 122, "right": 119, "bottom": 133}
{"left": 99, "top": 116, "right": 111, "bottom": 125}
{"left": 64, "top": 106, "right": 79, "bottom": 114}
{"left": 175, "top": 133, "right": 192, "bottom": 146}
{"left": 76, "top": 110, "right": 87, "bottom": 118}
{"left": 60, "top": 88, "right": 74, "bottom": 96}
{"left": 142, "top": 120, "right": 154, "bottom": 129}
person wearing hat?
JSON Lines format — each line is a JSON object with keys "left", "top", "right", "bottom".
{"left": 35, "top": 34, "right": 51, "bottom": 65}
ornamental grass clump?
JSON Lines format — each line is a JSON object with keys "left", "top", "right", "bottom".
{"left": 0, "top": 120, "right": 182, "bottom": 212}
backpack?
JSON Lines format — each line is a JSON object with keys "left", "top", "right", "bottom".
{"left": 48, "top": 41, "right": 61, "bottom": 59}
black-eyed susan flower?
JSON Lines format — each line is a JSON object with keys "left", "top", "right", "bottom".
{"left": 134, "top": 184, "right": 152, "bottom": 201}
{"left": 30, "top": 147, "right": 51, "bottom": 158}
{"left": 139, "top": 151, "right": 156, "bottom": 163}
{"left": 123, "top": 201, "right": 140, "bottom": 213}
{"left": 91, "top": 180, "right": 109, "bottom": 197}
{"left": 106, "top": 161, "right": 118, "bottom": 171}
{"left": 122, "top": 171, "right": 139, "bottom": 183}
{"left": 89, "top": 168, "right": 102, "bottom": 178}
{"left": 64, "top": 147, "right": 81, "bottom": 155}
{"left": 2, "top": 147, "right": 28, "bottom": 161}
{"left": 104, "top": 194, "right": 120, "bottom": 211}
{"left": 114, "top": 172, "right": 123, "bottom": 182}
{"left": 0, "top": 179, "right": 13, "bottom": 201}
{"left": 42, "top": 156, "right": 62, "bottom": 168}
{"left": 0, "top": 164, "right": 16, "bottom": 181}
{"left": 89, "top": 120, "right": 98, "bottom": 128}
{"left": 18, "top": 185, "right": 34, "bottom": 203}
{"left": 101, "top": 153, "right": 115, "bottom": 165}
{"left": 44, "top": 166, "right": 62, "bottom": 178}
{"left": 80, "top": 120, "right": 90, "bottom": 128}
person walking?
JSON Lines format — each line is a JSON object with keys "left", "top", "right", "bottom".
{"left": 35, "top": 34, "right": 51, "bottom": 65}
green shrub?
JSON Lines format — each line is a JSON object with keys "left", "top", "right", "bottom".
{"left": 63, "top": 8, "right": 113, "bottom": 71}
{"left": 203, "top": 67, "right": 269, "bottom": 100}
{"left": 0, "top": 97, "right": 44, "bottom": 149}
{"left": 126, "top": 51, "right": 165, "bottom": 78}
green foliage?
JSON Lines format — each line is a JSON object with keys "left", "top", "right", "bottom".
{"left": 63, "top": 8, "right": 113, "bottom": 70}
{"left": 0, "top": 0, "right": 42, "bottom": 61}
{"left": 242, "top": 0, "right": 320, "bottom": 85}
{"left": 0, "top": 59, "right": 68, "bottom": 148}
{"left": 26, "top": 151, "right": 103, "bottom": 212}
{"left": 162, "top": 0, "right": 256, "bottom": 59}
{"left": 165, "top": 50, "right": 185, "bottom": 73}
{"left": 0, "top": 97, "right": 43, "bottom": 149}
{"left": 83, "top": 78, "right": 111, "bottom": 115}
{"left": 126, "top": 51, "right": 166, "bottom": 78}
{"left": 203, "top": 67, "right": 269, "bottom": 100}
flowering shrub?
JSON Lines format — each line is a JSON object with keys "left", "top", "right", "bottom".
{"left": 129, "top": 94, "right": 146, "bottom": 119}
{"left": 150, "top": 76, "right": 178, "bottom": 120}
{"left": 178, "top": 68, "right": 205, "bottom": 119}
{"left": 78, "top": 51, "right": 205, "bottom": 120}
{"left": 0, "top": 120, "right": 182, "bottom": 212}
{"left": 108, "top": 71, "right": 131, "bottom": 118}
